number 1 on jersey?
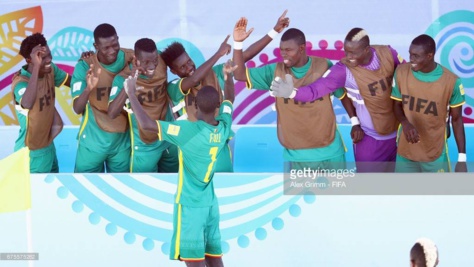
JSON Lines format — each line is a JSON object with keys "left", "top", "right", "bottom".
{"left": 204, "top": 146, "right": 218, "bottom": 183}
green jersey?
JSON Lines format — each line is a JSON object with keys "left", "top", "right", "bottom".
{"left": 71, "top": 50, "right": 130, "bottom": 153}
{"left": 110, "top": 64, "right": 172, "bottom": 151}
{"left": 247, "top": 58, "right": 346, "bottom": 161}
{"left": 167, "top": 64, "right": 225, "bottom": 110}
{"left": 158, "top": 101, "right": 233, "bottom": 207}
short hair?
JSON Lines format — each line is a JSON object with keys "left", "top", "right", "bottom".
{"left": 411, "top": 34, "right": 436, "bottom": 55}
{"left": 134, "top": 38, "right": 157, "bottom": 53}
{"left": 345, "top": 27, "right": 370, "bottom": 47}
{"left": 410, "top": 238, "right": 438, "bottom": 267}
{"left": 196, "top": 86, "right": 220, "bottom": 114}
{"left": 281, "top": 28, "right": 306, "bottom": 46}
{"left": 20, "top": 32, "right": 47, "bottom": 59}
{"left": 161, "top": 42, "right": 186, "bottom": 67}
{"left": 93, "top": 23, "right": 117, "bottom": 41}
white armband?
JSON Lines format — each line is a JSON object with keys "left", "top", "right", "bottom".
{"left": 350, "top": 116, "right": 360, "bottom": 126}
{"left": 233, "top": 41, "right": 243, "bottom": 50}
{"left": 458, "top": 153, "right": 467, "bottom": 162}
{"left": 267, "top": 29, "right": 279, "bottom": 39}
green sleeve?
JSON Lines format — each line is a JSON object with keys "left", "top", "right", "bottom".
{"left": 158, "top": 120, "right": 194, "bottom": 147}
{"left": 390, "top": 70, "right": 402, "bottom": 101}
{"left": 449, "top": 78, "right": 466, "bottom": 107}
{"left": 52, "top": 63, "right": 68, "bottom": 87}
{"left": 247, "top": 64, "right": 277, "bottom": 90}
{"left": 71, "top": 60, "right": 89, "bottom": 98}
{"left": 213, "top": 64, "right": 225, "bottom": 89}
{"left": 216, "top": 100, "right": 233, "bottom": 129}
{"left": 167, "top": 78, "right": 186, "bottom": 104}
{"left": 109, "top": 75, "right": 125, "bottom": 102}
{"left": 13, "top": 81, "right": 28, "bottom": 103}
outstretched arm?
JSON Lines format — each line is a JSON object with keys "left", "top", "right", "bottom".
{"left": 124, "top": 71, "right": 158, "bottom": 133}
{"left": 180, "top": 35, "right": 231, "bottom": 93}
{"left": 271, "top": 62, "right": 347, "bottom": 101}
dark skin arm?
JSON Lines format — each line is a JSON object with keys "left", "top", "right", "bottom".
{"left": 180, "top": 35, "right": 231, "bottom": 94}
{"left": 21, "top": 45, "right": 44, "bottom": 110}
{"left": 124, "top": 71, "right": 158, "bottom": 133}
{"left": 64, "top": 74, "right": 72, "bottom": 88}
{"left": 451, "top": 106, "right": 467, "bottom": 172}
{"left": 223, "top": 59, "right": 238, "bottom": 103}
{"left": 233, "top": 10, "right": 290, "bottom": 81}
{"left": 340, "top": 94, "right": 364, "bottom": 143}
{"left": 108, "top": 56, "right": 145, "bottom": 119}
{"left": 393, "top": 100, "right": 420, "bottom": 144}
{"left": 73, "top": 64, "right": 101, "bottom": 114}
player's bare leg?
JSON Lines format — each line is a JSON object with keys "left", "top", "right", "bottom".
{"left": 205, "top": 256, "right": 224, "bottom": 267}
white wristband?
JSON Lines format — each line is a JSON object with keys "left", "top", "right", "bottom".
{"left": 267, "top": 29, "right": 279, "bottom": 39}
{"left": 350, "top": 116, "right": 360, "bottom": 126}
{"left": 289, "top": 89, "right": 297, "bottom": 99}
{"left": 233, "top": 41, "right": 243, "bottom": 50}
{"left": 458, "top": 153, "right": 467, "bottom": 162}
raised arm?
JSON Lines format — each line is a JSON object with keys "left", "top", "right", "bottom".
{"left": 124, "top": 71, "right": 158, "bottom": 133}
{"left": 180, "top": 35, "right": 231, "bottom": 93}
{"left": 233, "top": 11, "right": 290, "bottom": 81}
{"left": 72, "top": 64, "right": 100, "bottom": 114}
{"left": 241, "top": 10, "right": 289, "bottom": 62}
{"left": 108, "top": 56, "right": 144, "bottom": 119}
{"left": 20, "top": 45, "right": 44, "bottom": 109}
{"left": 223, "top": 59, "right": 238, "bottom": 103}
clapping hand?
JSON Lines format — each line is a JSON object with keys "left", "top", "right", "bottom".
{"left": 86, "top": 64, "right": 101, "bottom": 90}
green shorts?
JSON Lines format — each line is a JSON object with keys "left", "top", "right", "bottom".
{"left": 27, "top": 143, "right": 59, "bottom": 173}
{"left": 74, "top": 145, "right": 130, "bottom": 173}
{"left": 215, "top": 144, "right": 233, "bottom": 172}
{"left": 158, "top": 143, "right": 179, "bottom": 173}
{"left": 170, "top": 203, "right": 222, "bottom": 261}
{"left": 395, "top": 152, "right": 450, "bottom": 172}
{"left": 130, "top": 145, "right": 168, "bottom": 173}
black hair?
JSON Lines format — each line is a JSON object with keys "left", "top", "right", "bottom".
{"left": 134, "top": 38, "right": 157, "bottom": 53}
{"left": 161, "top": 42, "right": 186, "bottom": 67}
{"left": 196, "top": 86, "right": 220, "bottom": 114}
{"left": 19, "top": 33, "right": 47, "bottom": 59}
{"left": 411, "top": 34, "right": 436, "bottom": 55}
{"left": 93, "top": 23, "right": 117, "bottom": 41}
{"left": 281, "top": 28, "right": 306, "bottom": 46}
